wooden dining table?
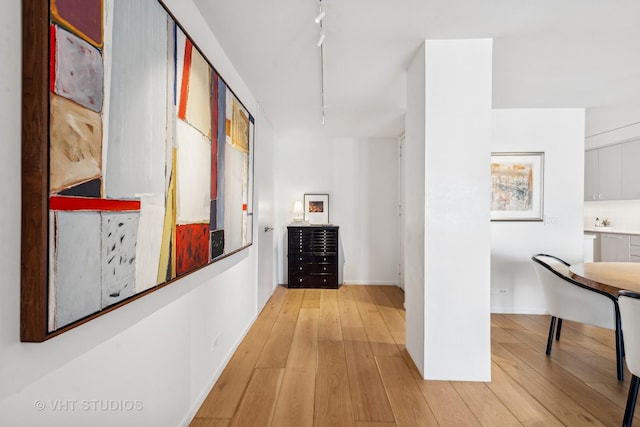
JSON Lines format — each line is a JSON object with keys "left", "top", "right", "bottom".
{"left": 569, "top": 262, "right": 640, "bottom": 296}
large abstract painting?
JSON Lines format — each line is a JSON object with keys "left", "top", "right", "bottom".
{"left": 490, "top": 152, "right": 544, "bottom": 221}
{"left": 21, "top": 0, "right": 255, "bottom": 341}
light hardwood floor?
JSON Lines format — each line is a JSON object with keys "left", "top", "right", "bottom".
{"left": 190, "top": 285, "right": 637, "bottom": 426}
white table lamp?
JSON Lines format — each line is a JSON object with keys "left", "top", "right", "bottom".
{"left": 292, "top": 200, "right": 304, "bottom": 223}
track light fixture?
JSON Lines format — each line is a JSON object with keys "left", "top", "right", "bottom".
{"left": 316, "top": 1, "right": 326, "bottom": 125}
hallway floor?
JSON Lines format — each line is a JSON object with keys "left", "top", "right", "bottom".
{"left": 190, "top": 285, "right": 635, "bottom": 426}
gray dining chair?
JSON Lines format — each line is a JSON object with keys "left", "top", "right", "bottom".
{"left": 531, "top": 253, "right": 624, "bottom": 382}
{"left": 619, "top": 290, "right": 640, "bottom": 426}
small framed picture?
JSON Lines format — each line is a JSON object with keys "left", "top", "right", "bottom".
{"left": 490, "top": 152, "right": 544, "bottom": 221}
{"left": 304, "top": 193, "right": 329, "bottom": 224}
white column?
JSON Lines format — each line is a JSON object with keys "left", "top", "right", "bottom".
{"left": 405, "top": 39, "right": 493, "bottom": 381}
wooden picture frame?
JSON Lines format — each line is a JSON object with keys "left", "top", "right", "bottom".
{"left": 21, "top": 0, "right": 255, "bottom": 341}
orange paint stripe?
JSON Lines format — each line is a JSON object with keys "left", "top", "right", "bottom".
{"left": 177, "top": 39, "right": 193, "bottom": 120}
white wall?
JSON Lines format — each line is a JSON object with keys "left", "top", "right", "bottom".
{"left": 273, "top": 137, "right": 400, "bottom": 286}
{"left": 0, "top": 1, "right": 272, "bottom": 426}
{"left": 584, "top": 201, "right": 640, "bottom": 232}
{"left": 491, "top": 109, "right": 585, "bottom": 313}
{"left": 406, "top": 40, "right": 493, "bottom": 381}
{"left": 404, "top": 46, "right": 427, "bottom": 376}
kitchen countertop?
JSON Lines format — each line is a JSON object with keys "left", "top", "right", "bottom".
{"left": 584, "top": 227, "right": 640, "bottom": 236}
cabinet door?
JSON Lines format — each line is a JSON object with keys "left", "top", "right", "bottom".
{"left": 600, "top": 233, "right": 630, "bottom": 262}
{"left": 598, "top": 144, "right": 622, "bottom": 200}
{"left": 584, "top": 149, "right": 599, "bottom": 201}
{"left": 622, "top": 140, "right": 640, "bottom": 199}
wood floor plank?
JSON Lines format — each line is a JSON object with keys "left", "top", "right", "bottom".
{"left": 319, "top": 289, "right": 343, "bottom": 341}
{"left": 493, "top": 343, "right": 608, "bottom": 426}
{"left": 499, "top": 341, "right": 637, "bottom": 425}
{"left": 229, "top": 368, "right": 283, "bottom": 427}
{"left": 192, "top": 287, "right": 636, "bottom": 427}
{"left": 418, "top": 380, "right": 481, "bottom": 426}
{"left": 491, "top": 325, "right": 522, "bottom": 344}
{"left": 342, "top": 326, "right": 369, "bottom": 342}
{"left": 350, "top": 286, "right": 395, "bottom": 346}
{"left": 398, "top": 345, "right": 423, "bottom": 381}
{"left": 287, "top": 308, "right": 319, "bottom": 369}
{"left": 509, "top": 325, "right": 619, "bottom": 383}
{"left": 189, "top": 418, "right": 231, "bottom": 427}
{"left": 338, "top": 286, "right": 365, "bottom": 328}
{"left": 451, "top": 381, "right": 522, "bottom": 426}
{"left": 365, "top": 286, "right": 405, "bottom": 345}
{"left": 379, "top": 285, "right": 404, "bottom": 311}
{"left": 302, "top": 288, "right": 322, "bottom": 308}
{"left": 375, "top": 355, "right": 438, "bottom": 427}
{"left": 344, "top": 340, "right": 395, "bottom": 423}
{"left": 355, "top": 423, "right": 397, "bottom": 427}
{"left": 315, "top": 340, "right": 356, "bottom": 427}
{"left": 278, "top": 288, "right": 305, "bottom": 322}
{"left": 257, "top": 285, "right": 288, "bottom": 322}
{"left": 255, "top": 320, "right": 296, "bottom": 368}
{"left": 488, "top": 361, "right": 564, "bottom": 426}
{"left": 271, "top": 367, "right": 316, "bottom": 427}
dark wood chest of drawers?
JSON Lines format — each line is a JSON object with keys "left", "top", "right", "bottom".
{"left": 287, "top": 225, "right": 340, "bottom": 289}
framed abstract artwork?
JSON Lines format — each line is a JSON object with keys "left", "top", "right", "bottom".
{"left": 21, "top": 0, "right": 255, "bottom": 341}
{"left": 304, "top": 194, "right": 330, "bottom": 224}
{"left": 490, "top": 152, "right": 544, "bottom": 221}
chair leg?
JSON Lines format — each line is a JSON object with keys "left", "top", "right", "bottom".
{"left": 616, "top": 315, "right": 625, "bottom": 382}
{"left": 555, "top": 318, "right": 563, "bottom": 341}
{"left": 623, "top": 375, "right": 640, "bottom": 427}
{"left": 546, "top": 316, "right": 557, "bottom": 356}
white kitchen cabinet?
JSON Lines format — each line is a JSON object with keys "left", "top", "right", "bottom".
{"left": 631, "top": 236, "right": 640, "bottom": 263}
{"left": 598, "top": 145, "right": 622, "bottom": 200}
{"left": 584, "top": 149, "right": 599, "bottom": 201}
{"left": 600, "top": 233, "right": 630, "bottom": 262}
{"left": 622, "top": 140, "right": 640, "bottom": 200}
{"left": 585, "top": 145, "right": 622, "bottom": 201}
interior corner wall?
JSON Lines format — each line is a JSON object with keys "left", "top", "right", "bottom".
{"left": 491, "top": 109, "right": 585, "bottom": 314}
{"left": 405, "top": 40, "right": 493, "bottom": 381}
{"left": 404, "top": 46, "right": 427, "bottom": 376}
{"left": 273, "top": 136, "right": 400, "bottom": 287}
{"left": 0, "top": 1, "right": 268, "bottom": 426}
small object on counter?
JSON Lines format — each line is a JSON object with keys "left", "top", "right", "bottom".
{"left": 595, "top": 217, "right": 601, "bottom": 227}
{"left": 602, "top": 218, "right": 611, "bottom": 227}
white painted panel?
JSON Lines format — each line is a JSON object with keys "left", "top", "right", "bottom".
{"left": 184, "top": 46, "right": 212, "bottom": 138}
{"left": 404, "top": 45, "right": 427, "bottom": 376}
{"left": 53, "top": 211, "right": 102, "bottom": 330}
{"left": 176, "top": 119, "right": 211, "bottom": 223}
{"left": 101, "top": 212, "right": 139, "bottom": 308}
{"left": 224, "top": 144, "right": 245, "bottom": 252}
{"left": 135, "top": 194, "right": 166, "bottom": 292}
{"left": 104, "top": 0, "right": 169, "bottom": 199}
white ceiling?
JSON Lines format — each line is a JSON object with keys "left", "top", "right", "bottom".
{"left": 193, "top": 0, "right": 640, "bottom": 139}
